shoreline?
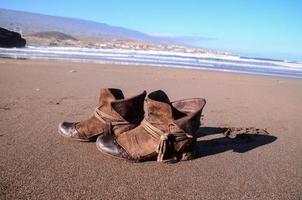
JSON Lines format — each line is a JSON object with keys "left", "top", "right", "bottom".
{"left": 1, "top": 56, "right": 302, "bottom": 80}
{"left": 1, "top": 46, "right": 302, "bottom": 79}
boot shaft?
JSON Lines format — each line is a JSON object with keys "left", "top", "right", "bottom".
{"left": 145, "top": 90, "right": 206, "bottom": 134}
{"left": 76, "top": 88, "right": 146, "bottom": 137}
{"left": 97, "top": 88, "right": 146, "bottom": 123}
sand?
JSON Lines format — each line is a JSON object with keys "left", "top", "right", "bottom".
{"left": 0, "top": 59, "right": 301, "bottom": 200}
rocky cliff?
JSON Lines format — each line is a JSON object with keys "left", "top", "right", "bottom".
{"left": 0, "top": 27, "right": 26, "bottom": 48}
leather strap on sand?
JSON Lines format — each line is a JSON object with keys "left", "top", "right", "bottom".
{"left": 141, "top": 118, "right": 191, "bottom": 163}
{"left": 223, "top": 127, "right": 269, "bottom": 138}
{"left": 94, "top": 108, "right": 129, "bottom": 135}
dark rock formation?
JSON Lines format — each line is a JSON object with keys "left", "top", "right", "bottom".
{"left": 0, "top": 27, "right": 26, "bottom": 48}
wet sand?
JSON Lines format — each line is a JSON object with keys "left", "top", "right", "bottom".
{"left": 0, "top": 59, "right": 301, "bottom": 199}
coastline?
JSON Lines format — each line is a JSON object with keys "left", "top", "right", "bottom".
{"left": 1, "top": 58, "right": 301, "bottom": 199}
{"left": 1, "top": 46, "right": 302, "bottom": 79}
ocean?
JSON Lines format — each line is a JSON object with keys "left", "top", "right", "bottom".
{"left": 1, "top": 46, "right": 302, "bottom": 79}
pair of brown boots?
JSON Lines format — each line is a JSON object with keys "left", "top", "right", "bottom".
{"left": 58, "top": 88, "right": 206, "bottom": 163}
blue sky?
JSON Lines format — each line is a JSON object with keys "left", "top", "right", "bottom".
{"left": 1, "top": 0, "right": 301, "bottom": 60}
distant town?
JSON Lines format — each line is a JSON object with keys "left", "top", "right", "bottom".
{"left": 24, "top": 31, "right": 233, "bottom": 56}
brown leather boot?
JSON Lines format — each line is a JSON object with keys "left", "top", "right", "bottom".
{"left": 58, "top": 88, "right": 146, "bottom": 141}
{"left": 96, "top": 90, "right": 206, "bottom": 163}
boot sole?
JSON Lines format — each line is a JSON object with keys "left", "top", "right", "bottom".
{"left": 96, "top": 142, "right": 195, "bottom": 163}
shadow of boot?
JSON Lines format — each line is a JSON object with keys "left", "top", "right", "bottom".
{"left": 194, "top": 126, "right": 277, "bottom": 159}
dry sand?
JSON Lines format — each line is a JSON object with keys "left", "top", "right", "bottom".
{"left": 0, "top": 59, "right": 301, "bottom": 200}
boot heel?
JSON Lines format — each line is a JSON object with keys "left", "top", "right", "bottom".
{"left": 179, "top": 138, "right": 196, "bottom": 161}
{"left": 181, "top": 150, "right": 195, "bottom": 161}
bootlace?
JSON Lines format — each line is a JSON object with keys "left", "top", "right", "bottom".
{"left": 141, "top": 118, "right": 192, "bottom": 163}
{"left": 94, "top": 108, "right": 130, "bottom": 135}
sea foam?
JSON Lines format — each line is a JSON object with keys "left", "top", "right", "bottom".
{"left": 1, "top": 46, "right": 302, "bottom": 79}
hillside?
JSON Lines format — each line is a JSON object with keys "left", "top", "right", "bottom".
{"left": 0, "top": 8, "right": 159, "bottom": 43}
{"left": 27, "top": 31, "right": 78, "bottom": 41}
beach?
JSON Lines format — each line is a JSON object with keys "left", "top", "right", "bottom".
{"left": 1, "top": 58, "right": 301, "bottom": 199}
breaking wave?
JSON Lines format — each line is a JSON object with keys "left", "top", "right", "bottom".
{"left": 1, "top": 46, "right": 302, "bottom": 79}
